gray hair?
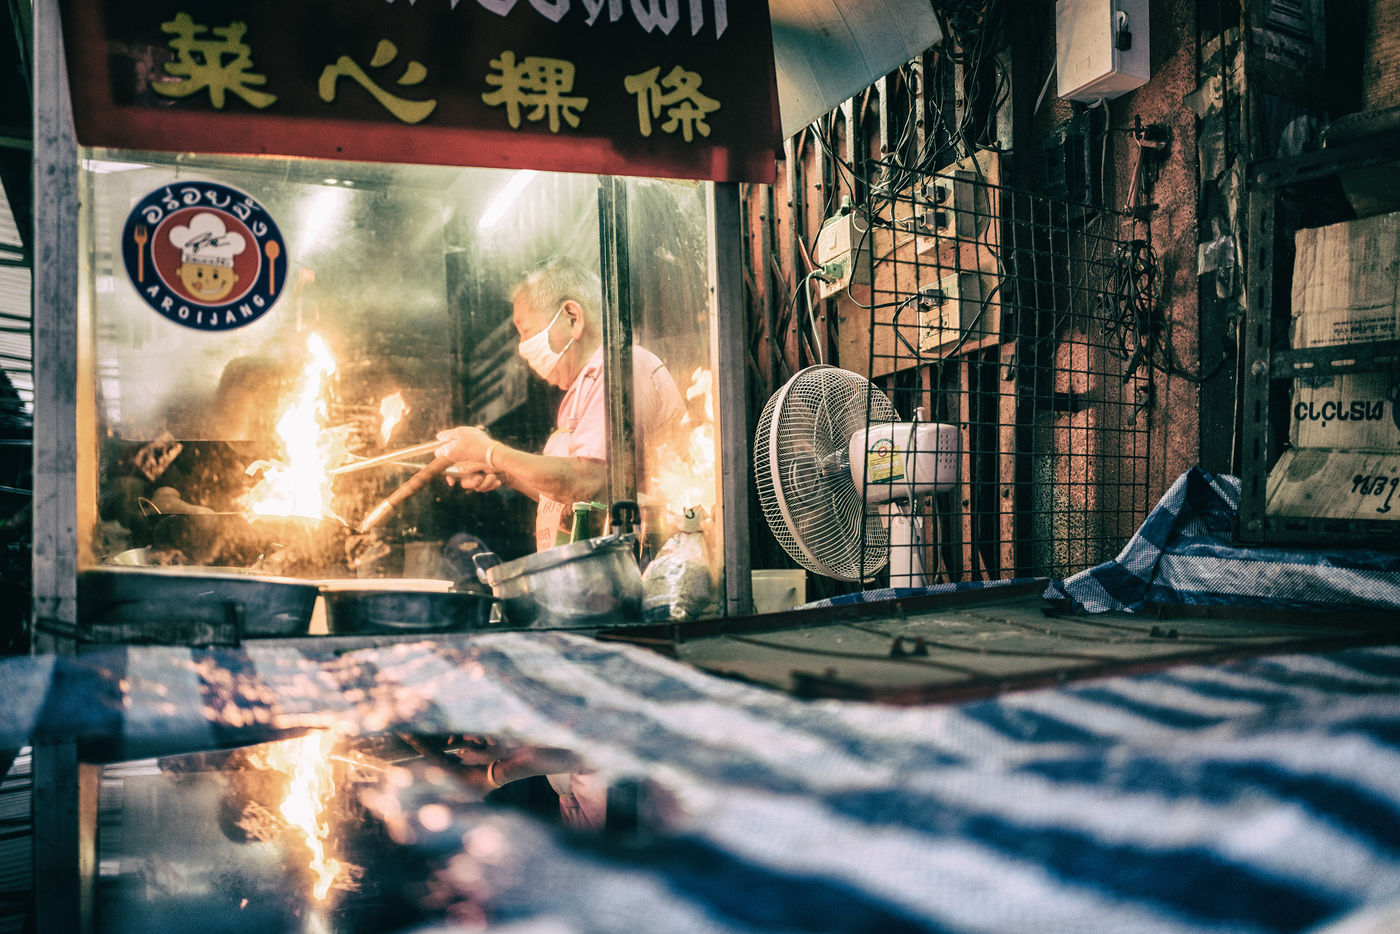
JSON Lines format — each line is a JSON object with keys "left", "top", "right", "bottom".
{"left": 509, "top": 256, "right": 602, "bottom": 326}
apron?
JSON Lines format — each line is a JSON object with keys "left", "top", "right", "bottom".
{"left": 534, "top": 367, "right": 599, "bottom": 552}
{"left": 534, "top": 426, "right": 574, "bottom": 552}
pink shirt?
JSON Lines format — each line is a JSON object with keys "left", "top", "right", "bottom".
{"left": 535, "top": 345, "right": 685, "bottom": 551}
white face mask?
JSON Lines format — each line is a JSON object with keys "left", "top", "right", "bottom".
{"left": 518, "top": 306, "right": 573, "bottom": 379}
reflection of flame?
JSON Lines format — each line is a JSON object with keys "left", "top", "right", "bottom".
{"left": 649, "top": 367, "right": 716, "bottom": 520}
{"left": 379, "top": 392, "right": 408, "bottom": 445}
{"left": 248, "top": 732, "right": 346, "bottom": 903}
{"left": 242, "top": 333, "right": 346, "bottom": 519}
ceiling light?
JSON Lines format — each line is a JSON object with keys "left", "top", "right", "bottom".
{"left": 478, "top": 170, "right": 537, "bottom": 230}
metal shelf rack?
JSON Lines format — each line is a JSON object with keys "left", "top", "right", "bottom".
{"left": 1237, "top": 130, "right": 1400, "bottom": 546}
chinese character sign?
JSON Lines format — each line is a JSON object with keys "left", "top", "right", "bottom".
{"left": 482, "top": 52, "right": 588, "bottom": 132}
{"left": 59, "top": 0, "right": 778, "bottom": 183}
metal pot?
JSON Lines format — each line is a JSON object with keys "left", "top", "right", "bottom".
{"left": 474, "top": 534, "right": 644, "bottom": 629}
{"left": 78, "top": 566, "right": 321, "bottom": 645}
{"left": 320, "top": 579, "right": 497, "bottom": 634}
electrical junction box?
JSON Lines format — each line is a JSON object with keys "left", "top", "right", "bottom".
{"left": 917, "top": 271, "right": 996, "bottom": 355}
{"left": 811, "top": 207, "right": 869, "bottom": 301}
{"left": 1055, "top": 0, "right": 1150, "bottom": 103}
{"left": 811, "top": 189, "right": 957, "bottom": 302}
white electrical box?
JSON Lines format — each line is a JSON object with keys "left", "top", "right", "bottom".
{"left": 1055, "top": 0, "right": 1150, "bottom": 103}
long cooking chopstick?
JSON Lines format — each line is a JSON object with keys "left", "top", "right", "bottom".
{"left": 328, "top": 439, "right": 443, "bottom": 476}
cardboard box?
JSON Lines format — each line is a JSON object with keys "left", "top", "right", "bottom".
{"left": 1290, "top": 212, "right": 1400, "bottom": 348}
{"left": 1364, "top": 0, "right": 1400, "bottom": 112}
{"left": 1267, "top": 212, "right": 1400, "bottom": 529}
{"left": 1290, "top": 372, "right": 1400, "bottom": 450}
{"left": 1265, "top": 447, "right": 1400, "bottom": 521}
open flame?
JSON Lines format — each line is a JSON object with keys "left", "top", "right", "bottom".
{"left": 247, "top": 731, "right": 346, "bottom": 902}
{"left": 379, "top": 391, "right": 409, "bottom": 445}
{"left": 242, "top": 332, "right": 347, "bottom": 520}
{"left": 649, "top": 366, "right": 716, "bottom": 521}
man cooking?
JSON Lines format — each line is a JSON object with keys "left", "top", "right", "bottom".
{"left": 435, "top": 256, "right": 685, "bottom": 552}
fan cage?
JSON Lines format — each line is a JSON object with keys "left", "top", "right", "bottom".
{"left": 754, "top": 366, "right": 899, "bottom": 581}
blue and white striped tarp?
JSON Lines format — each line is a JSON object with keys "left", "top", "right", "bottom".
{"left": 804, "top": 468, "right": 1400, "bottom": 616}
{"left": 1050, "top": 467, "right": 1400, "bottom": 614}
{"left": 5, "top": 632, "right": 1400, "bottom": 933}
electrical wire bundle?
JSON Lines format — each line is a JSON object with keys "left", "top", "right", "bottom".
{"left": 771, "top": 0, "right": 1017, "bottom": 379}
{"left": 1104, "top": 237, "right": 1225, "bottom": 384}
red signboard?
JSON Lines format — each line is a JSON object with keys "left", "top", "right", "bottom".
{"left": 59, "top": 0, "right": 779, "bottom": 183}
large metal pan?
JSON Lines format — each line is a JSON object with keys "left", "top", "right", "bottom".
{"left": 319, "top": 579, "right": 497, "bottom": 634}
{"left": 78, "top": 566, "right": 321, "bottom": 645}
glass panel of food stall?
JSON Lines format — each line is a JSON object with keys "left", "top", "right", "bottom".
{"left": 77, "top": 149, "right": 721, "bottom": 625}
{"left": 624, "top": 177, "right": 722, "bottom": 620}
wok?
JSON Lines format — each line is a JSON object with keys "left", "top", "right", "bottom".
{"left": 319, "top": 579, "right": 498, "bottom": 634}
{"left": 150, "top": 512, "right": 347, "bottom": 571}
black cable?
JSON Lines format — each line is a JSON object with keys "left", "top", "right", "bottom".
{"left": 1104, "top": 237, "right": 1228, "bottom": 384}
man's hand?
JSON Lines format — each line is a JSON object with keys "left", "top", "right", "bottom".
{"left": 445, "top": 462, "right": 503, "bottom": 492}
{"left": 436, "top": 426, "right": 492, "bottom": 466}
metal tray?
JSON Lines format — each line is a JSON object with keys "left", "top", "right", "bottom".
{"left": 77, "top": 566, "right": 321, "bottom": 645}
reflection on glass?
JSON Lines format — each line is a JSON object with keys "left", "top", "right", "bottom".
{"left": 97, "top": 733, "right": 677, "bottom": 932}
{"left": 627, "top": 178, "right": 722, "bottom": 620}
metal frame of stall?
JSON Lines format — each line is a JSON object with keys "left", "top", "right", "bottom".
{"left": 27, "top": 4, "right": 754, "bottom": 930}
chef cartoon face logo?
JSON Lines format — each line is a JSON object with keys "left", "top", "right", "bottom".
{"left": 122, "top": 182, "right": 286, "bottom": 331}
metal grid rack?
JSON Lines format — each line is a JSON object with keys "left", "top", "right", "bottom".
{"left": 830, "top": 155, "right": 1154, "bottom": 584}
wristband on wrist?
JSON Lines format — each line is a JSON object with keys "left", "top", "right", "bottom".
{"left": 484, "top": 440, "right": 503, "bottom": 472}
{"left": 486, "top": 758, "right": 502, "bottom": 788}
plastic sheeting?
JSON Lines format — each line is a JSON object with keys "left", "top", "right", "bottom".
{"left": 1050, "top": 467, "right": 1400, "bottom": 614}
{"left": 4, "top": 635, "right": 1400, "bottom": 932}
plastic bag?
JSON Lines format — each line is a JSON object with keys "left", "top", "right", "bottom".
{"left": 641, "top": 512, "right": 714, "bottom": 621}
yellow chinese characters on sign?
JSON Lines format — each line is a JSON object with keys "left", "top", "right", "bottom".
{"left": 482, "top": 52, "right": 589, "bottom": 133}
{"left": 152, "top": 13, "right": 277, "bottom": 109}
{"left": 88, "top": 4, "right": 772, "bottom": 180}
{"left": 624, "top": 66, "right": 720, "bottom": 142}
{"left": 319, "top": 39, "right": 438, "bottom": 124}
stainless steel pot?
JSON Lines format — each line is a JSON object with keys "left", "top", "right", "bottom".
{"left": 474, "top": 534, "right": 643, "bottom": 629}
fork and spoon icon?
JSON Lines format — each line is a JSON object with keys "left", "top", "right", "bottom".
{"left": 132, "top": 222, "right": 280, "bottom": 298}
{"left": 132, "top": 224, "right": 148, "bottom": 282}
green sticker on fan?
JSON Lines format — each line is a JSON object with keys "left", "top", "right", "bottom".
{"left": 866, "top": 438, "right": 905, "bottom": 483}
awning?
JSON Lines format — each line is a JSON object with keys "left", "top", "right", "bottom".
{"left": 770, "top": 0, "right": 944, "bottom": 140}
{"left": 57, "top": 0, "right": 783, "bottom": 183}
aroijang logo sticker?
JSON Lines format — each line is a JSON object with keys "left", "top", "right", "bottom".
{"left": 122, "top": 181, "right": 286, "bottom": 331}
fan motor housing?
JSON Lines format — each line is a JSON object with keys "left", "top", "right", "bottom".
{"left": 849, "top": 422, "right": 959, "bottom": 503}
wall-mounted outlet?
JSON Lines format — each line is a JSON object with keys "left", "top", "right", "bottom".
{"left": 812, "top": 208, "right": 871, "bottom": 300}
{"left": 917, "top": 271, "right": 993, "bottom": 354}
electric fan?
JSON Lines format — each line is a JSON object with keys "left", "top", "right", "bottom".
{"left": 753, "top": 365, "right": 959, "bottom": 587}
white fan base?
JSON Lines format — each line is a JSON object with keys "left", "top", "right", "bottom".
{"left": 883, "top": 500, "right": 928, "bottom": 589}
